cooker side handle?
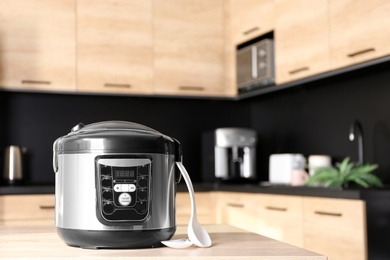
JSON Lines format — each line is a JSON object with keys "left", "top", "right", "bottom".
{"left": 173, "top": 138, "right": 182, "bottom": 183}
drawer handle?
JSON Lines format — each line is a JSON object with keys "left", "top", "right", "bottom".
{"left": 314, "top": 211, "right": 342, "bottom": 217}
{"left": 22, "top": 80, "right": 51, "bottom": 85}
{"left": 104, "top": 83, "right": 131, "bottom": 88}
{"left": 289, "top": 67, "right": 309, "bottom": 75}
{"left": 227, "top": 203, "right": 244, "bottom": 208}
{"left": 179, "top": 86, "right": 205, "bottom": 91}
{"left": 347, "top": 48, "right": 375, "bottom": 58}
{"left": 243, "top": 27, "right": 260, "bottom": 35}
{"left": 39, "top": 205, "right": 55, "bottom": 210}
{"left": 265, "top": 206, "right": 287, "bottom": 212}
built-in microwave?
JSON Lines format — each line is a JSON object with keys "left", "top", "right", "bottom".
{"left": 236, "top": 38, "right": 275, "bottom": 93}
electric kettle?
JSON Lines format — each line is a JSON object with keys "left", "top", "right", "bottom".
{"left": 2, "top": 145, "right": 26, "bottom": 185}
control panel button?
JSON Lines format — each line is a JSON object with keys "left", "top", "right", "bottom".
{"left": 114, "top": 184, "right": 136, "bottom": 192}
{"left": 103, "top": 203, "right": 115, "bottom": 215}
{"left": 101, "top": 166, "right": 111, "bottom": 175}
{"left": 137, "top": 190, "right": 148, "bottom": 201}
{"left": 135, "top": 202, "right": 147, "bottom": 214}
{"left": 137, "top": 178, "right": 148, "bottom": 188}
{"left": 118, "top": 193, "right": 131, "bottom": 206}
{"left": 102, "top": 178, "right": 112, "bottom": 188}
{"left": 129, "top": 184, "right": 136, "bottom": 192}
{"left": 102, "top": 190, "right": 113, "bottom": 201}
{"left": 138, "top": 165, "right": 149, "bottom": 176}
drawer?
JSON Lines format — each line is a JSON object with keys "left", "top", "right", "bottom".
{"left": 0, "top": 194, "right": 55, "bottom": 225}
{"left": 256, "top": 194, "right": 304, "bottom": 247}
{"left": 303, "top": 197, "right": 367, "bottom": 260}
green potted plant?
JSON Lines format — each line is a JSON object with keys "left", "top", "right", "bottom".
{"left": 305, "top": 157, "right": 383, "bottom": 188}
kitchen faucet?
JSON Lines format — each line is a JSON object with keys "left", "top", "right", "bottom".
{"left": 349, "top": 120, "right": 364, "bottom": 164}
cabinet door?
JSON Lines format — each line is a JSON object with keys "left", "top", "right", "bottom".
{"left": 303, "top": 197, "right": 367, "bottom": 260}
{"left": 229, "top": 0, "right": 275, "bottom": 45}
{"left": 0, "top": 195, "right": 55, "bottom": 225}
{"left": 154, "top": 0, "right": 228, "bottom": 97}
{"left": 0, "top": 0, "right": 75, "bottom": 91}
{"left": 330, "top": 0, "right": 390, "bottom": 70}
{"left": 176, "top": 192, "right": 216, "bottom": 225}
{"left": 256, "top": 194, "right": 304, "bottom": 247}
{"left": 77, "top": 0, "right": 153, "bottom": 94}
{"left": 217, "top": 192, "right": 304, "bottom": 247}
{"left": 274, "top": 0, "right": 329, "bottom": 84}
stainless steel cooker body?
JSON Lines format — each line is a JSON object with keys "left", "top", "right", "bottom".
{"left": 53, "top": 121, "right": 182, "bottom": 249}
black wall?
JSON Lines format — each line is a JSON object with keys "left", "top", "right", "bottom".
{"left": 250, "top": 61, "right": 390, "bottom": 184}
{"left": 0, "top": 92, "right": 251, "bottom": 184}
{"left": 1, "top": 61, "right": 390, "bottom": 185}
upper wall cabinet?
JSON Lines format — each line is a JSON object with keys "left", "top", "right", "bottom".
{"left": 77, "top": 0, "right": 153, "bottom": 94}
{"left": 0, "top": 0, "right": 76, "bottom": 91}
{"left": 329, "top": 0, "right": 390, "bottom": 70}
{"left": 229, "top": 0, "right": 275, "bottom": 46}
{"left": 274, "top": 0, "right": 330, "bottom": 85}
{"left": 154, "top": 0, "right": 232, "bottom": 97}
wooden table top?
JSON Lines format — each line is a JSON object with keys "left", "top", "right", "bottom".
{"left": 0, "top": 224, "right": 326, "bottom": 259}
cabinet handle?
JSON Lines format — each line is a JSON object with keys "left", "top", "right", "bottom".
{"left": 104, "top": 83, "right": 131, "bottom": 88}
{"left": 179, "top": 86, "right": 205, "bottom": 91}
{"left": 39, "top": 205, "right": 55, "bottom": 210}
{"left": 314, "top": 211, "right": 342, "bottom": 217}
{"left": 347, "top": 48, "right": 375, "bottom": 58}
{"left": 243, "top": 27, "right": 260, "bottom": 35}
{"left": 265, "top": 206, "right": 287, "bottom": 212}
{"left": 227, "top": 203, "right": 244, "bottom": 208}
{"left": 289, "top": 67, "right": 309, "bottom": 75}
{"left": 22, "top": 80, "right": 51, "bottom": 85}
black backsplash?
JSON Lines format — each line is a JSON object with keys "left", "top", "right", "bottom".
{"left": 1, "top": 61, "right": 390, "bottom": 185}
{"left": 0, "top": 92, "right": 251, "bottom": 184}
{"left": 250, "top": 61, "right": 390, "bottom": 184}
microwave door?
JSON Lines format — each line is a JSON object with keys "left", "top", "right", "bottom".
{"left": 237, "top": 46, "right": 257, "bottom": 86}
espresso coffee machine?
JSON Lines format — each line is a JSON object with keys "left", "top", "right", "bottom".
{"left": 214, "top": 128, "right": 257, "bottom": 182}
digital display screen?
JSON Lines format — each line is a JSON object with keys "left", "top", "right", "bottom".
{"left": 113, "top": 168, "right": 136, "bottom": 179}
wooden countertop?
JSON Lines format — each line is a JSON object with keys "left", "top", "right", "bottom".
{"left": 0, "top": 224, "right": 326, "bottom": 259}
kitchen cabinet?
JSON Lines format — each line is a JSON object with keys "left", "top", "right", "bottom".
{"left": 154, "top": 0, "right": 232, "bottom": 97}
{"left": 228, "top": 0, "right": 275, "bottom": 46}
{"left": 274, "top": 0, "right": 329, "bottom": 84}
{"left": 303, "top": 197, "right": 367, "bottom": 260}
{"left": 77, "top": 0, "right": 153, "bottom": 94}
{"left": 176, "top": 192, "right": 216, "bottom": 225}
{"left": 216, "top": 192, "right": 304, "bottom": 247}
{"left": 329, "top": 0, "right": 390, "bottom": 70}
{"left": 0, "top": 194, "right": 55, "bottom": 225}
{"left": 0, "top": 0, "right": 76, "bottom": 92}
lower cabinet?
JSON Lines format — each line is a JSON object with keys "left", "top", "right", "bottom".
{"left": 303, "top": 197, "right": 367, "bottom": 260}
{"left": 175, "top": 192, "right": 217, "bottom": 225}
{"left": 210, "top": 191, "right": 367, "bottom": 260}
{"left": 0, "top": 194, "right": 55, "bottom": 225}
{"left": 216, "top": 192, "right": 304, "bottom": 247}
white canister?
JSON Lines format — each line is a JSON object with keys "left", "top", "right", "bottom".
{"left": 308, "top": 155, "right": 332, "bottom": 175}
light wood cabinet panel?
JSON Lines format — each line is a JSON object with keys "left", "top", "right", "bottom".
{"left": 0, "top": 195, "right": 55, "bottom": 225}
{"left": 77, "top": 0, "right": 153, "bottom": 94}
{"left": 176, "top": 192, "right": 216, "bottom": 225}
{"left": 274, "top": 0, "right": 330, "bottom": 84}
{"left": 0, "top": 0, "right": 76, "bottom": 91}
{"left": 329, "top": 0, "right": 390, "bottom": 70}
{"left": 303, "top": 197, "right": 367, "bottom": 260}
{"left": 154, "top": 0, "right": 230, "bottom": 97}
{"left": 216, "top": 192, "right": 304, "bottom": 247}
{"left": 229, "top": 0, "right": 275, "bottom": 45}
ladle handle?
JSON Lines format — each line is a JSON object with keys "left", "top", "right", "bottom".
{"left": 176, "top": 162, "right": 197, "bottom": 216}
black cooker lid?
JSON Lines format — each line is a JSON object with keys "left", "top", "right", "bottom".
{"left": 53, "top": 121, "right": 182, "bottom": 156}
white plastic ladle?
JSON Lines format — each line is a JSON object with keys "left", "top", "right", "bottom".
{"left": 161, "top": 162, "right": 212, "bottom": 249}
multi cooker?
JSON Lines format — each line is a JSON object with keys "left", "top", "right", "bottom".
{"left": 53, "top": 121, "right": 182, "bottom": 249}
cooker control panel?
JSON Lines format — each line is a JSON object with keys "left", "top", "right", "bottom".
{"left": 96, "top": 157, "right": 151, "bottom": 223}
